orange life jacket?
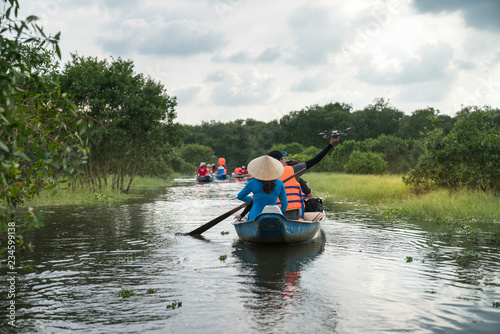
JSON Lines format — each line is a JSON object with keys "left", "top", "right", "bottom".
{"left": 276, "top": 166, "right": 304, "bottom": 213}
{"left": 234, "top": 167, "right": 242, "bottom": 175}
{"left": 218, "top": 157, "right": 226, "bottom": 166}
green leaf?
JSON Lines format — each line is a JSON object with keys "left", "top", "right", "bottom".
{"left": 0, "top": 141, "right": 9, "bottom": 152}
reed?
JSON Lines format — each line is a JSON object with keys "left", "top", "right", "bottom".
{"left": 306, "top": 173, "right": 500, "bottom": 223}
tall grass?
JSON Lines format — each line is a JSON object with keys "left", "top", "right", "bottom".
{"left": 24, "top": 176, "right": 173, "bottom": 207}
{"left": 306, "top": 172, "right": 500, "bottom": 223}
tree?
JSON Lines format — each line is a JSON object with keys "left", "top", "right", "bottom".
{"left": 403, "top": 106, "right": 500, "bottom": 192}
{"left": 60, "top": 55, "right": 182, "bottom": 192}
{"left": 1, "top": 1, "right": 87, "bottom": 262}
{"left": 350, "top": 98, "right": 404, "bottom": 141}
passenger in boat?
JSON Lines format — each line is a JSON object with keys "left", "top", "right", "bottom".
{"left": 197, "top": 162, "right": 209, "bottom": 178}
{"left": 286, "top": 159, "right": 313, "bottom": 199}
{"left": 240, "top": 166, "right": 248, "bottom": 175}
{"left": 236, "top": 155, "right": 288, "bottom": 221}
{"left": 218, "top": 156, "right": 226, "bottom": 167}
{"left": 217, "top": 165, "right": 227, "bottom": 175}
{"left": 233, "top": 166, "right": 242, "bottom": 175}
{"left": 268, "top": 135, "right": 340, "bottom": 220}
{"left": 210, "top": 164, "right": 218, "bottom": 174}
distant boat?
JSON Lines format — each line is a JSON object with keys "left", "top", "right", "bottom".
{"left": 215, "top": 173, "right": 229, "bottom": 180}
{"left": 196, "top": 175, "right": 214, "bottom": 182}
{"left": 232, "top": 205, "right": 325, "bottom": 244}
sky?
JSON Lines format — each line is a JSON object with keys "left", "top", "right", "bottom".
{"left": 19, "top": 0, "right": 500, "bottom": 125}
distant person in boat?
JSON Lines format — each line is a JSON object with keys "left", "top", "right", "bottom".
{"left": 197, "top": 162, "right": 209, "bottom": 178}
{"left": 240, "top": 166, "right": 248, "bottom": 175}
{"left": 210, "top": 164, "right": 218, "bottom": 174}
{"left": 236, "top": 155, "right": 288, "bottom": 221}
{"left": 268, "top": 135, "right": 340, "bottom": 220}
{"left": 217, "top": 165, "right": 227, "bottom": 175}
{"left": 234, "top": 166, "right": 242, "bottom": 175}
{"left": 218, "top": 156, "right": 226, "bottom": 167}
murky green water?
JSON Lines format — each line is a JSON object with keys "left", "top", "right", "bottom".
{"left": 2, "top": 179, "right": 500, "bottom": 333}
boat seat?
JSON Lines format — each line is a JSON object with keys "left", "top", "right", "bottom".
{"left": 303, "top": 211, "right": 325, "bottom": 222}
{"left": 262, "top": 205, "right": 283, "bottom": 215}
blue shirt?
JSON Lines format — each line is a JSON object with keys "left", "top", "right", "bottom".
{"left": 237, "top": 178, "right": 288, "bottom": 221}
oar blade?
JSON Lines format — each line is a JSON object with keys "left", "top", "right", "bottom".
{"left": 185, "top": 202, "right": 250, "bottom": 236}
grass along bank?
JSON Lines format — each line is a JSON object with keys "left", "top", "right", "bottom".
{"left": 24, "top": 175, "right": 176, "bottom": 207}
{"left": 306, "top": 173, "right": 500, "bottom": 224}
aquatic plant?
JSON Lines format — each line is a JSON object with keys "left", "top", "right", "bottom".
{"left": 166, "top": 301, "right": 182, "bottom": 309}
{"left": 219, "top": 255, "right": 227, "bottom": 261}
{"left": 147, "top": 289, "right": 156, "bottom": 294}
{"left": 405, "top": 256, "right": 413, "bottom": 263}
{"left": 124, "top": 256, "right": 136, "bottom": 262}
{"left": 493, "top": 302, "right": 500, "bottom": 308}
{"left": 220, "top": 231, "right": 229, "bottom": 235}
{"left": 118, "top": 289, "right": 134, "bottom": 298}
{"left": 87, "top": 193, "right": 117, "bottom": 205}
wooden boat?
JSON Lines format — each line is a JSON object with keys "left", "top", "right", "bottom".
{"left": 232, "top": 205, "right": 325, "bottom": 244}
{"left": 232, "top": 173, "right": 246, "bottom": 179}
{"left": 196, "top": 175, "right": 214, "bottom": 182}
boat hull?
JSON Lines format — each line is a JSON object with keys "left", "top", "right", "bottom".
{"left": 232, "top": 211, "right": 323, "bottom": 244}
{"left": 215, "top": 174, "right": 229, "bottom": 180}
{"left": 196, "top": 175, "right": 214, "bottom": 182}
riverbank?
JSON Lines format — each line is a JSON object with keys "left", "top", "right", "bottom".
{"left": 306, "top": 173, "right": 500, "bottom": 224}
{"left": 24, "top": 175, "right": 175, "bottom": 207}
{"left": 25, "top": 173, "right": 500, "bottom": 224}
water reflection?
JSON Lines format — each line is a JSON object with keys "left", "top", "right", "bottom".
{"left": 233, "top": 232, "right": 325, "bottom": 328}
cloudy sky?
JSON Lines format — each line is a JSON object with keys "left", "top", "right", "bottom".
{"left": 20, "top": 0, "right": 500, "bottom": 125}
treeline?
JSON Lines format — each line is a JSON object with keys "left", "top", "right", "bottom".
{"left": 181, "top": 101, "right": 500, "bottom": 192}
{"left": 182, "top": 98, "right": 454, "bottom": 172}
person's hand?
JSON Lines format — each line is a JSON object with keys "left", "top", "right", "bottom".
{"left": 235, "top": 214, "right": 242, "bottom": 220}
{"left": 330, "top": 136, "right": 340, "bottom": 145}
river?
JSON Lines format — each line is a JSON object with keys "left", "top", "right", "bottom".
{"left": 1, "top": 178, "right": 500, "bottom": 333}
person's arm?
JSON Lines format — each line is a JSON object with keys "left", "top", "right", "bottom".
{"left": 237, "top": 179, "right": 254, "bottom": 203}
{"left": 299, "top": 178, "right": 312, "bottom": 197}
{"left": 304, "top": 136, "right": 340, "bottom": 169}
{"left": 277, "top": 180, "right": 288, "bottom": 213}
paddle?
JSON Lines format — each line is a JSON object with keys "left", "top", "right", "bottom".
{"left": 185, "top": 167, "right": 307, "bottom": 236}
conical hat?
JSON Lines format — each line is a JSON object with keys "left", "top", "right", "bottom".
{"left": 247, "top": 155, "right": 284, "bottom": 181}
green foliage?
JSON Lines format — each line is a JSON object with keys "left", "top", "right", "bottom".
{"left": 1, "top": 1, "right": 87, "bottom": 259}
{"left": 344, "top": 151, "right": 387, "bottom": 174}
{"left": 60, "top": 54, "right": 183, "bottom": 192}
{"left": 403, "top": 107, "right": 500, "bottom": 192}
{"left": 180, "top": 144, "right": 216, "bottom": 170}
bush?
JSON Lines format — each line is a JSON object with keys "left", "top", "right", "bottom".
{"left": 403, "top": 107, "right": 500, "bottom": 192}
{"left": 344, "top": 151, "right": 387, "bottom": 174}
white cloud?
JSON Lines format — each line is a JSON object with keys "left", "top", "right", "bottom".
{"left": 16, "top": 0, "right": 500, "bottom": 125}
{"left": 210, "top": 68, "right": 279, "bottom": 106}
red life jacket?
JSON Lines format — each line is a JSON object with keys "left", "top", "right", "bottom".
{"left": 276, "top": 166, "right": 304, "bottom": 213}
{"left": 197, "top": 167, "right": 208, "bottom": 177}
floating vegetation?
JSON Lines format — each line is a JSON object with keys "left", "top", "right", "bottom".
{"left": 124, "top": 256, "right": 136, "bottom": 262}
{"left": 405, "top": 256, "right": 413, "bottom": 263}
{"left": 220, "top": 231, "right": 229, "bottom": 235}
{"left": 87, "top": 193, "right": 117, "bottom": 205}
{"left": 425, "top": 290, "right": 437, "bottom": 294}
{"left": 219, "top": 255, "right": 227, "bottom": 261}
{"left": 118, "top": 289, "right": 134, "bottom": 298}
{"left": 493, "top": 302, "right": 500, "bottom": 308}
{"left": 383, "top": 208, "right": 409, "bottom": 221}
{"left": 166, "top": 300, "right": 182, "bottom": 309}
{"left": 147, "top": 288, "right": 156, "bottom": 294}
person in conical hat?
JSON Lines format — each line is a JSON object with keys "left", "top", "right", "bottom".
{"left": 236, "top": 155, "right": 288, "bottom": 221}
